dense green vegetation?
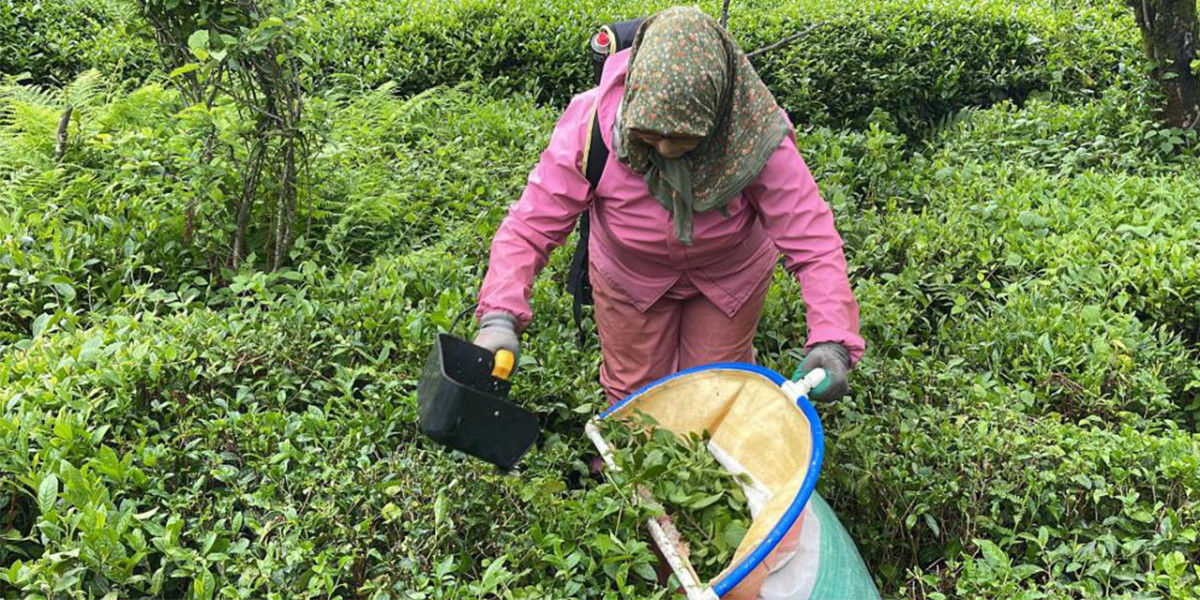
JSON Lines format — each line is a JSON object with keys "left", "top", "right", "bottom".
{"left": 601, "top": 416, "right": 754, "bottom": 583}
{"left": 2, "top": 0, "right": 1199, "bottom": 599}
{"left": 0, "top": 0, "right": 155, "bottom": 86}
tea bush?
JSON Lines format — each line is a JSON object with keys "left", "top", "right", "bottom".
{"left": 0, "top": 0, "right": 155, "bottom": 86}
{"left": 0, "top": 75, "right": 203, "bottom": 346}
{"left": 0, "top": 77, "right": 553, "bottom": 346}
{"left": 820, "top": 373, "right": 1200, "bottom": 598}
{"left": 5, "top": 0, "right": 1143, "bottom": 138}
{"left": 739, "top": 6, "right": 1047, "bottom": 136}
{"left": 0, "top": 250, "right": 664, "bottom": 598}
{"left": 303, "top": 0, "right": 1137, "bottom": 135}
{"left": 752, "top": 93, "right": 1200, "bottom": 595}
{"left": 929, "top": 89, "right": 1199, "bottom": 175}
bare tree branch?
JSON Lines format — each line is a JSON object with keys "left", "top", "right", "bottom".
{"left": 746, "top": 22, "right": 825, "bottom": 59}
{"left": 719, "top": 0, "right": 732, "bottom": 29}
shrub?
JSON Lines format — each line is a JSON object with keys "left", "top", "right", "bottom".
{"left": 0, "top": 249, "right": 667, "bottom": 598}
{"left": 304, "top": 0, "right": 1140, "bottom": 137}
{"left": 313, "top": 84, "right": 555, "bottom": 261}
{"left": 0, "top": 75, "right": 206, "bottom": 347}
{"left": 929, "top": 89, "right": 1199, "bottom": 175}
{"left": 757, "top": 109, "right": 1200, "bottom": 594}
{"left": 3, "top": 0, "right": 1145, "bottom": 140}
{"left": 0, "top": 78, "right": 552, "bottom": 346}
{"left": 821, "top": 373, "right": 1200, "bottom": 598}
{"left": 739, "top": 6, "right": 1047, "bottom": 136}
{"left": 0, "top": 0, "right": 155, "bottom": 86}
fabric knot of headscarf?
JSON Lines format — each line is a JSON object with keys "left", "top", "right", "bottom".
{"left": 615, "top": 6, "right": 787, "bottom": 245}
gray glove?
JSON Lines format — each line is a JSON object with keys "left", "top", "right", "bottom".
{"left": 793, "top": 343, "right": 850, "bottom": 402}
{"left": 473, "top": 312, "right": 520, "bottom": 361}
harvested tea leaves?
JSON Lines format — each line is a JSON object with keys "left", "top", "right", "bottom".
{"left": 600, "top": 414, "right": 753, "bottom": 582}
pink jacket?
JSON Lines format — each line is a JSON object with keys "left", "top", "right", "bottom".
{"left": 477, "top": 50, "right": 865, "bottom": 364}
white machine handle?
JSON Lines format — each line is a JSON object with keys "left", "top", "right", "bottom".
{"left": 782, "top": 367, "right": 826, "bottom": 402}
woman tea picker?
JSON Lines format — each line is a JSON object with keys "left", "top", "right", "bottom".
{"left": 474, "top": 7, "right": 864, "bottom": 406}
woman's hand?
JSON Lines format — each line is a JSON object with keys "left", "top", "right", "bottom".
{"left": 794, "top": 343, "right": 850, "bottom": 401}
{"left": 474, "top": 312, "right": 520, "bottom": 361}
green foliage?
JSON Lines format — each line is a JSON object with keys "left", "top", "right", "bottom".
{"left": 4, "top": 0, "right": 1200, "bottom": 598}
{"left": 313, "top": 84, "right": 554, "bottom": 261}
{"left": 741, "top": 7, "right": 1047, "bottom": 136}
{"left": 752, "top": 87, "right": 1200, "bottom": 596}
{"left": 0, "top": 249, "right": 668, "bottom": 598}
{"left": 300, "top": 0, "right": 676, "bottom": 103}
{"left": 300, "top": 0, "right": 1142, "bottom": 137}
{"left": 930, "top": 87, "right": 1200, "bottom": 174}
{"left": 0, "top": 73, "right": 206, "bottom": 348}
{"left": 0, "top": 75, "right": 546, "bottom": 347}
{"left": 0, "top": 0, "right": 155, "bottom": 86}
{"left": 138, "top": 0, "right": 316, "bottom": 270}
{"left": 4, "top": 0, "right": 1148, "bottom": 140}
{"left": 602, "top": 415, "right": 753, "bottom": 582}
{"left": 737, "top": 0, "right": 1142, "bottom": 136}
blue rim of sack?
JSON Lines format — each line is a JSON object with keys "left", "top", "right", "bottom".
{"left": 598, "top": 362, "right": 826, "bottom": 597}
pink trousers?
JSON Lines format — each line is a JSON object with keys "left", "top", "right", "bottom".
{"left": 593, "top": 270, "right": 772, "bottom": 405}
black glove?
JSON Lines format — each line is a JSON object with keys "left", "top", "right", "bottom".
{"left": 793, "top": 343, "right": 850, "bottom": 402}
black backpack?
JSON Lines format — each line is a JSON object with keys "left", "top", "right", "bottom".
{"left": 566, "top": 17, "right": 645, "bottom": 343}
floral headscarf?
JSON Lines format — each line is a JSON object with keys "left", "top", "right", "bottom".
{"left": 616, "top": 6, "right": 787, "bottom": 245}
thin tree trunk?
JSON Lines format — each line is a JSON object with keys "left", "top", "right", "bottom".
{"left": 1128, "top": 0, "right": 1200, "bottom": 129}
{"left": 231, "top": 131, "right": 267, "bottom": 269}
{"left": 185, "top": 132, "right": 219, "bottom": 246}
{"left": 231, "top": 177, "right": 255, "bottom": 269}
{"left": 272, "top": 135, "right": 296, "bottom": 271}
{"left": 267, "top": 54, "right": 303, "bottom": 272}
{"left": 54, "top": 106, "right": 73, "bottom": 162}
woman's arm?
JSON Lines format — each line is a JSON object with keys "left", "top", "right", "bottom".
{"left": 475, "top": 91, "right": 596, "bottom": 330}
{"left": 744, "top": 131, "right": 866, "bottom": 365}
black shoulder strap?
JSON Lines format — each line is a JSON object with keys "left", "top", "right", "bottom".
{"left": 569, "top": 16, "right": 643, "bottom": 345}
{"left": 583, "top": 15, "right": 641, "bottom": 187}
{"left": 567, "top": 105, "right": 607, "bottom": 345}
{"left": 612, "top": 18, "right": 646, "bottom": 46}
{"left": 585, "top": 107, "right": 608, "bottom": 190}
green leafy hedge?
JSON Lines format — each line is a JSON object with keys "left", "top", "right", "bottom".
{"left": 0, "top": 0, "right": 155, "bottom": 86}
{"left": 303, "top": 0, "right": 1139, "bottom": 136}
{"left": 4, "top": 0, "right": 1142, "bottom": 137}
{"left": 0, "top": 77, "right": 553, "bottom": 346}
{"left": 739, "top": 7, "right": 1046, "bottom": 135}
{"left": 929, "top": 84, "right": 1199, "bottom": 175}
{"left": 0, "top": 250, "right": 664, "bottom": 598}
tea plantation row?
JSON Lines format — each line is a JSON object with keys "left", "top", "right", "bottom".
{"left": 5, "top": 0, "right": 1140, "bottom": 136}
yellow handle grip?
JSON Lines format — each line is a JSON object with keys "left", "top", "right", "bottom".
{"left": 492, "top": 349, "right": 514, "bottom": 380}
